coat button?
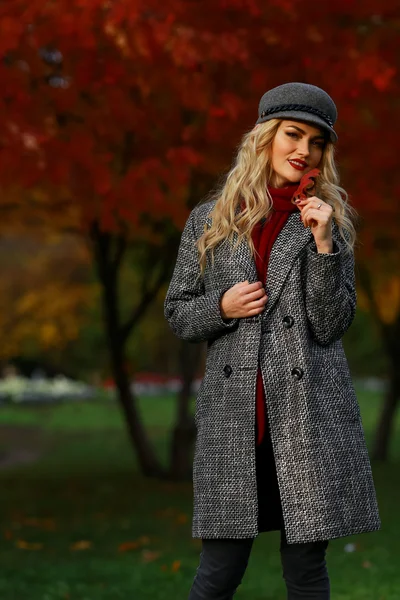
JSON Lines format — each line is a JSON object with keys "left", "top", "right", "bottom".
{"left": 291, "top": 367, "right": 304, "bottom": 380}
{"left": 282, "top": 315, "right": 294, "bottom": 328}
{"left": 223, "top": 365, "right": 233, "bottom": 377}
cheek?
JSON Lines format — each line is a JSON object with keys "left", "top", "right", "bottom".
{"left": 272, "top": 138, "right": 292, "bottom": 163}
{"left": 310, "top": 148, "right": 323, "bottom": 165}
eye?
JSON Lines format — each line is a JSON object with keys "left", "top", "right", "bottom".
{"left": 312, "top": 140, "right": 325, "bottom": 148}
{"left": 286, "top": 132, "right": 298, "bottom": 139}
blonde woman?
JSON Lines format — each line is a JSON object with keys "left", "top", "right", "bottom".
{"left": 164, "top": 82, "right": 380, "bottom": 600}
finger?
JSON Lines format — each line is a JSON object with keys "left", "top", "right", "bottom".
{"left": 242, "top": 281, "right": 264, "bottom": 293}
{"left": 302, "top": 209, "right": 330, "bottom": 228}
{"left": 297, "top": 198, "right": 325, "bottom": 210}
{"left": 246, "top": 296, "right": 268, "bottom": 311}
{"left": 246, "top": 288, "right": 267, "bottom": 301}
{"left": 301, "top": 202, "right": 329, "bottom": 219}
{"left": 244, "top": 287, "right": 267, "bottom": 303}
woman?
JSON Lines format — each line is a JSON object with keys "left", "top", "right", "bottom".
{"left": 164, "top": 82, "right": 381, "bottom": 599}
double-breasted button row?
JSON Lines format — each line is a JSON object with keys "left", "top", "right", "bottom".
{"left": 223, "top": 364, "right": 303, "bottom": 380}
{"left": 281, "top": 316, "right": 303, "bottom": 379}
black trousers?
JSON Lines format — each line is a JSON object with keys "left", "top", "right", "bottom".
{"left": 188, "top": 531, "right": 329, "bottom": 599}
{"left": 189, "top": 414, "right": 330, "bottom": 599}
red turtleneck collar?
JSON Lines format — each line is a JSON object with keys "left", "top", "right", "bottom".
{"left": 267, "top": 182, "right": 299, "bottom": 212}
{"left": 240, "top": 180, "right": 301, "bottom": 215}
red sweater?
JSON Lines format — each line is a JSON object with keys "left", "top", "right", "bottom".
{"left": 241, "top": 183, "right": 300, "bottom": 446}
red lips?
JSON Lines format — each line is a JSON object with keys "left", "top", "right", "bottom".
{"left": 289, "top": 159, "right": 308, "bottom": 171}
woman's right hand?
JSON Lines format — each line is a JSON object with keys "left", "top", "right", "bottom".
{"left": 220, "top": 280, "right": 268, "bottom": 319}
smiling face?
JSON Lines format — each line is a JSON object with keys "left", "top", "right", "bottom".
{"left": 269, "top": 120, "right": 327, "bottom": 188}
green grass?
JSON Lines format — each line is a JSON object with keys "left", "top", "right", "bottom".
{"left": 0, "top": 388, "right": 399, "bottom": 599}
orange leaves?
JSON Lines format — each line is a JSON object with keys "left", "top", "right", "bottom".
{"left": 5, "top": 518, "right": 186, "bottom": 573}
{"left": 15, "top": 539, "right": 44, "bottom": 550}
{"left": 171, "top": 560, "right": 181, "bottom": 572}
{"left": 358, "top": 276, "right": 400, "bottom": 325}
{"left": 141, "top": 549, "right": 162, "bottom": 563}
{"left": 118, "top": 540, "right": 142, "bottom": 552}
{"left": 118, "top": 535, "right": 150, "bottom": 553}
{"left": 70, "top": 540, "right": 93, "bottom": 551}
{"left": 154, "top": 506, "right": 189, "bottom": 527}
{"left": 117, "top": 535, "right": 181, "bottom": 570}
{"left": 0, "top": 231, "right": 95, "bottom": 359}
{"left": 161, "top": 560, "right": 181, "bottom": 572}
{"left": 11, "top": 515, "right": 56, "bottom": 551}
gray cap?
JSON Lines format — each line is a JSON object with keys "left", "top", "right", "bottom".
{"left": 256, "top": 82, "right": 338, "bottom": 143}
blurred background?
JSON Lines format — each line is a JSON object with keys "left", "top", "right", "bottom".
{"left": 0, "top": 1, "right": 399, "bottom": 599}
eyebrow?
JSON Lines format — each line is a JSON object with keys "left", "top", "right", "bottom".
{"left": 286, "top": 125, "right": 325, "bottom": 140}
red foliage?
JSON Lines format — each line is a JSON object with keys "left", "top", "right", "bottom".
{"left": 0, "top": 0, "right": 398, "bottom": 263}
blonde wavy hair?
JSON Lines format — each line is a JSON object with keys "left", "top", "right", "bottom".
{"left": 196, "top": 119, "right": 358, "bottom": 277}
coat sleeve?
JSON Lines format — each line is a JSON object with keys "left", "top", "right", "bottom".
{"left": 164, "top": 207, "right": 240, "bottom": 343}
{"left": 305, "top": 224, "right": 357, "bottom": 346}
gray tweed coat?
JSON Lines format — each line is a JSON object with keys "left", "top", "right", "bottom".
{"left": 164, "top": 199, "right": 381, "bottom": 544}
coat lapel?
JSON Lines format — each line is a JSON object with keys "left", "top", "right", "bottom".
{"left": 263, "top": 212, "right": 313, "bottom": 317}
{"left": 205, "top": 210, "right": 313, "bottom": 318}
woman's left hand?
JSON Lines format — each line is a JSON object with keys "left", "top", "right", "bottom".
{"left": 295, "top": 196, "right": 334, "bottom": 251}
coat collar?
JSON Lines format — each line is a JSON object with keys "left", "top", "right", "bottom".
{"left": 205, "top": 209, "right": 313, "bottom": 319}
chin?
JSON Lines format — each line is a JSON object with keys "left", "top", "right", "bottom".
{"left": 281, "top": 170, "right": 302, "bottom": 183}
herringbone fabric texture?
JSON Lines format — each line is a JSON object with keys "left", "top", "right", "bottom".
{"left": 164, "top": 199, "right": 381, "bottom": 543}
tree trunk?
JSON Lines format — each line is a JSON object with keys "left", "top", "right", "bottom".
{"left": 107, "top": 330, "right": 167, "bottom": 477}
{"left": 92, "top": 227, "right": 166, "bottom": 478}
{"left": 372, "top": 370, "right": 400, "bottom": 461}
{"left": 358, "top": 265, "right": 400, "bottom": 462}
{"left": 168, "top": 341, "right": 203, "bottom": 480}
{"left": 371, "top": 320, "right": 400, "bottom": 462}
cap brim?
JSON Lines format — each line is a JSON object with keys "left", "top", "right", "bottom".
{"left": 256, "top": 111, "right": 338, "bottom": 143}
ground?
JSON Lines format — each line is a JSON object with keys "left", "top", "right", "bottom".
{"left": 0, "top": 390, "right": 399, "bottom": 599}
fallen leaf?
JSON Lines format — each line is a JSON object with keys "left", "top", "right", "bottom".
{"left": 70, "top": 540, "right": 92, "bottom": 551}
{"left": 171, "top": 560, "right": 181, "bottom": 572}
{"left": 15, "top": 539, "right": 43, "bottom": 550}
{"left": 362, "top": 560, "right": 372, "bottom": 569}
{"left": 141, "top": 549, "right": 161, "bottom": 563}
{"left": 118, "top": 536, "right": 151, "bottom": 553}
{"left": 118, "top": 541, "right": 140, "bottom": 553}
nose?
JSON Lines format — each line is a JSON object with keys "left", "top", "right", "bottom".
{"left": 297, "top": 138, "right": 310, "bottom": 158}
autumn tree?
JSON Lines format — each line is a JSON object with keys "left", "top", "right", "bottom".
{"left": 0, "top": 0, "right": 399, "bottom": 469}
{"left": 0, "top": 230, "right": 95, "bottom": 363}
